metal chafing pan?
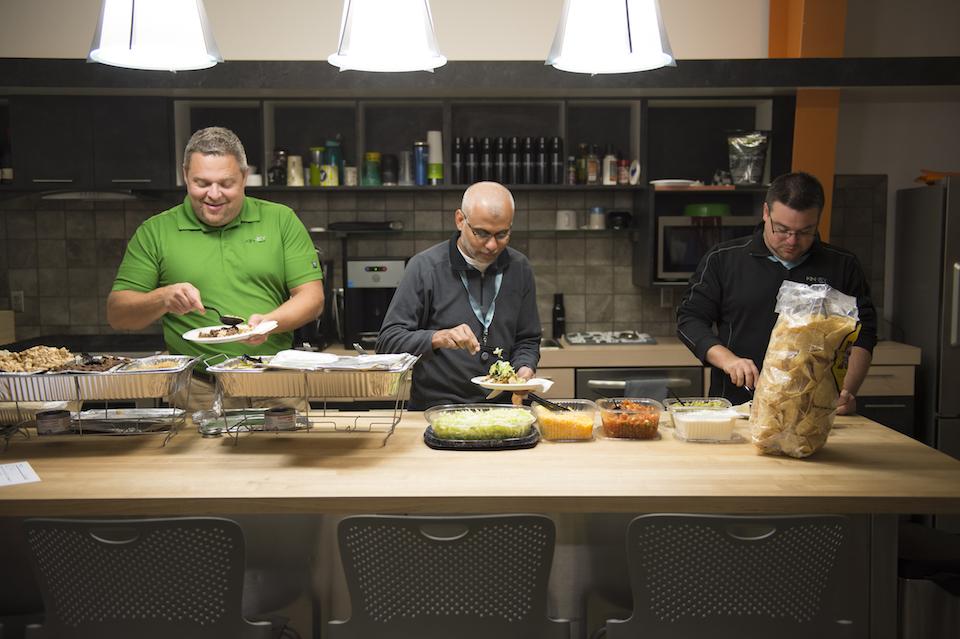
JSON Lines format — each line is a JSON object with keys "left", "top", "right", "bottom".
{"left": 0, "top": 356, "right": 197, "bottom": 402}
{"left": 208, "top": 355, "right": 414, "bottom": 399}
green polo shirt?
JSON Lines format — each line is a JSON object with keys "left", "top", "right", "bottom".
{"left": 112, "top": 195, "right": 322, "bottom": 363}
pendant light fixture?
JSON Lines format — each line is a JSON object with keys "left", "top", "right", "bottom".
{"left": 88, "top": 0, "right": 222, "bottom": 72}
{"left": 328, "top": 0, "right": 446, "bottom": 72}
{"left": 547, "top": 0, "right": 675, "bottom": 74}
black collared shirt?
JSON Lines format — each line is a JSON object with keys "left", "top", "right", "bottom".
{"left": 676, "top": 226, "right": 878, "bottom": 405}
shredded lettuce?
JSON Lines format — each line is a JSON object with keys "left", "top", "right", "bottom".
{"left": 431, "top": 408, "right": 533, "bottom": 440}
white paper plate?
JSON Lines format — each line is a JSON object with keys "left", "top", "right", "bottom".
{"left": 470, "top": 376, "right": 554, "bottom": 392}
{"left": 182, "top": 320, "right": 278, "bottom": 344}
{"left": 650, "top": 179, "right": 698, "bottom": 187}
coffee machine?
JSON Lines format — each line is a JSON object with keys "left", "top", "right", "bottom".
{"left": 342, "top": 258, "right": 406, "bottom": 349}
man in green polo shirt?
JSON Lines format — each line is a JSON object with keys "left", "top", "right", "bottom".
{"left": 108, "top": 127, "right": 324, "bottom": 405}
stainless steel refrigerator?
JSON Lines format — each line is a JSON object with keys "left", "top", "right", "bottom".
{"left": 893, "top": 178, "right": 960, "bottom": 530}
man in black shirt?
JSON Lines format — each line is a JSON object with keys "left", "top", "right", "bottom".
{"left": 676, "top": 172, "right": 877, "bottom": 412}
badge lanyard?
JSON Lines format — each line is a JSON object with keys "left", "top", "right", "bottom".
{"left": 459, "top": 271, "right": 503, "bottom": 346}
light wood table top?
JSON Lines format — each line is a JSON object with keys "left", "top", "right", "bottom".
{"left": 1, "top": 413, "right": 958, "bottom": 517}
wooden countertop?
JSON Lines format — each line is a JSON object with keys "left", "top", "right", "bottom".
{"left": 1, "top": 413, "right": 957, "bottom": 517}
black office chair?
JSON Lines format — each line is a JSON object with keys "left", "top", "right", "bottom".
{"left": 605, "top": 514, "right": 859, "bottom": 639}
{"left": 329, "top": 514, "right": 570, "bottom": 639}
{"left": 24, "top": 517, "right": 274, "bottom": 639}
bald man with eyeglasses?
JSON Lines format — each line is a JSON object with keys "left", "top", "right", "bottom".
{"left": 677, "top": 172, "right": 878, "bottom": 412}
{"left": 376, "top": 181, "right": 542, "bottom": 410}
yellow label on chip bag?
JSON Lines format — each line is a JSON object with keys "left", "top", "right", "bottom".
{"left": 831, "top": 322, "right": 862, "bottom": 392}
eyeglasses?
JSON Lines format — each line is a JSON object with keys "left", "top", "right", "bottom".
{"left": 768, "top": 217, "right": 817, "bottom": 239}
{"left": 463, "top": 217, "right": 511, "bottom": 242}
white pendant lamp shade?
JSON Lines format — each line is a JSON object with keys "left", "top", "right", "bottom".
{"left": 329, "top": 0, "right": 446, "bottom": 72}
{"left": 88, "top": 0, "right": 222, "bottom": 72}
{"left": 547, "top": 0, "right": 675, "bottom": 74}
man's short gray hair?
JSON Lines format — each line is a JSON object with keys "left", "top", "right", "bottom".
{"left": 183, "top": 127, "right": 248, "bottom": 172}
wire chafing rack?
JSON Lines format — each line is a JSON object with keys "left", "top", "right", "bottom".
{"left": 198, "top": 354, "right": 418, "bottom": 446}
{"left": 0, "top": 356, "right": 199, "bottom": 449}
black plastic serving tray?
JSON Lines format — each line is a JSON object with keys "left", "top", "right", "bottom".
{"left": 423, "top": 426, "right": 540, "bottom": 451}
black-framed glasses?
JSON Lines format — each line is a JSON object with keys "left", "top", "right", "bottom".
{"left": 463, "top": 217, "right": 511, "bottom": 242}
{"left": 768, "top": 216, "right": 817, "bottom": 239}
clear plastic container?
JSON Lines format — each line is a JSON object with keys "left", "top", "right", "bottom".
{"left": 663, "top": 397, "right": 733, "bottom": 427}
{"left": 424, "top": 404, "right": 535, "bottom": 441}
{"left": 670, "top": 406, "right": 740, "bottom": 442}
{"left": 597, "top": 398, "right": 664, "bottom": 440}
{"left": 534, "top": 399, "right": 597, "bottom": 441}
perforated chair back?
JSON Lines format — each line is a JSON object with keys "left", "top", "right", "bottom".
{"left": 329, "top": 514, "right": 569, "bottom": 639}
{"left": 606, "top": 514, "right": 859, "bottom": 639}
{"left": 24, "top": 517, "right": 273, "bottom": 639}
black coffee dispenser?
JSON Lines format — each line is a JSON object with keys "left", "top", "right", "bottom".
{"left": 342, "top": 258, "right": 406, "bottom": 349}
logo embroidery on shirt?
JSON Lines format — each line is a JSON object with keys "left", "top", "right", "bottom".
{"left": 245, "top": 235, "right": 267, "bottom": 243}
{"left": 805, "top": 275, "right": 828, "bottom": 284}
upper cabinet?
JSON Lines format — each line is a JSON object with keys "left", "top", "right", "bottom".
{"left": 10, "top": 96, "right": 173, "bottom": 189}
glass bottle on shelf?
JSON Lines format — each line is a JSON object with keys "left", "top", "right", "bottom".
{"left": 508, "top": 137, "right": 521, "bottom": 184}
{"left": 480, "top": 137, "right": 493, "bottom": 182}
{"left": 575, "top": 143, "right": 588, "bottom": 184}
{"left": 522, "top": 136, "right": 534, "bottom": 185}
{"left": 451, "top": 137, "right": 464, "bottom": 185}
{"left": 268, "top": 148, "right": 288, "bottom": 186}
{"left": 552, "top": 293, "right": 566, "bottom": 340}
{"left": 465, "top": 137, "right": 478, "bottom": 184}
{"left": 586, "top": 145, "right": 600, "bottom": 185}
{"left": 549, "top": 137, "right": 564, "bottom": 185}
{"left": 494, "top": 137, "right": 507, "bottom": 183}
{"left": 602, "top": 145, "right": 618, "bottom": 186}
{"left": 566, "top": 156, "right": 577, "bottom": 185}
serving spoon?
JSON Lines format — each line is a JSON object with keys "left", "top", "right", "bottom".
{"left": 204, "top": 306, "right": 244, "bottom": 326}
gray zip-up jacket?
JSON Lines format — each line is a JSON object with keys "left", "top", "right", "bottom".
{"left": 376, "top": 235, "right": 542, "bottom": 409}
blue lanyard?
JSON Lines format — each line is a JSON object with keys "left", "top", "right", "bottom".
{"left": 459, "top": 271, "right": 503, "bottom": 344}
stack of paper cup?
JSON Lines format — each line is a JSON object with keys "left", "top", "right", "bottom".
{"left": 427, "top": 130, "right": 443, "bottom": 185}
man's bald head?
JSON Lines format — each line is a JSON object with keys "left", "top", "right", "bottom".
{"left": 461, "top": 181, "right": 515, "bottom": 222}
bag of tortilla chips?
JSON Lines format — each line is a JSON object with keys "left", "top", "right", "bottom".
{"left": 750, "top": 281, "right": 860, "bottom": 458}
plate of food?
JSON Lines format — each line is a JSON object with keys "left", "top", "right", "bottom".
{"left": 182, "top": 320, "right": 278, "bottom": 344}
{"left": 470, "top": 359, "right": 553, "bottom": 393}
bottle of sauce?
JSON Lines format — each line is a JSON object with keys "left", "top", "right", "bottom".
{"left": 552, "top": 293, "right": 566, "bottom": 340}
{"left": 602, "top": 145, "right": 618, "bottom": 186}
{"left": 586, "top": 145, "right": 600, "bottom": 185}
{"left": 566, "top": 156, "right": 577, "bottom": 185}
{"left": 575, "top": 143, "right": 588, "bottom": 184}
{"left": 268, "top": 148, "right": 288, "bottom": 186}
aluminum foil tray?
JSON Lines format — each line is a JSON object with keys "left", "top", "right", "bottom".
{"left": 0, "top": 356, "right": 197, "bottom": 402}
{"left": 209, "top": 356, "right": 413, "bottom": 399}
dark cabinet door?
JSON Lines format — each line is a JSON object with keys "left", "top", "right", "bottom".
{"left": 858, "top": 396, "right": 916, "bottom": 438}
{"left": 93, "top": 97, "right": 172, "bottom": 187}
{"left": 11, "top": 96, "right": 94, "bottom": 187}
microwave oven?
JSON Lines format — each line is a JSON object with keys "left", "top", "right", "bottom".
{"left": 656, "top": 216, "right": 760, "bottom": 282}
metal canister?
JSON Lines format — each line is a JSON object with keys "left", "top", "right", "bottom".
{"left": 413, "top": 141, "right": 428, "bottom": 186}
{"left": 264, "top": 406, "right": 296, "bottom": 431}
{"left": 362, "top": 152, "right": 381, "bottom": 186}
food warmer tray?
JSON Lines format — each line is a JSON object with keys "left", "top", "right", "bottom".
{"left": 0, "top": 356, "right": 198, "bottom": 402}
{"left": 206, "top": 355, "right": 416, "bottom": 399}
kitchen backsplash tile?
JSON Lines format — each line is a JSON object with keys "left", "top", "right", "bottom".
{"left": 0, "top": 189, "right": 701, "bottom": 342}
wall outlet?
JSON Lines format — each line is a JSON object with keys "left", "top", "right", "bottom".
{"left": 11, "top": 290, "right": 24, "bottom": 313}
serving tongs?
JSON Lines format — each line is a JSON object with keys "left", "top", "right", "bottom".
{"left": 527, "top": 393, "right": 572, "bottom": 412}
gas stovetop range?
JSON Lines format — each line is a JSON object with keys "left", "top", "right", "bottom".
{"left": 565, "top": 331, "right": 657, "bottom": 345}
